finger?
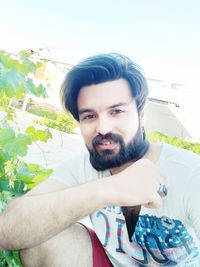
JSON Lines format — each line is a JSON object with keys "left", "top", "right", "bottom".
{"left": 144, "top": 193, "right": 163, "bottom": 209}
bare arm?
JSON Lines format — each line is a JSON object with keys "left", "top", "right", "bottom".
{"left": 0, "top": 178, "right": 112, "bottom": 250}
{"left": 0, "top": 159, "right": 165, "bottom": 250}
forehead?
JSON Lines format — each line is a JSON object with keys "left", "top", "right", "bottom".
{"left": 77, "top": 79, "right": 133, "bottom": 110}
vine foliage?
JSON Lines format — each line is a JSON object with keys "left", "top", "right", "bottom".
{"left": 0, "top": 49, "right": 53, "bottom": 266}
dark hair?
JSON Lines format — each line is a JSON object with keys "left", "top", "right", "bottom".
{"left": 60, "top": 53, "right": 149, "bottom": 121}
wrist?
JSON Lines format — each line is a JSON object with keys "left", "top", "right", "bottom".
{"left": 97, "top": 174, "right": 121, "bottom": 207}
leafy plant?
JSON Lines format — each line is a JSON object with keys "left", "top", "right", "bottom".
{"left": 148, "top": 131, "right": 200, "bottom": 155}
{"left": 0, "top": 250, "right": 23, "bottom": 267}
{"left": 0, "top": 50, "right": 47, "bottom": 103}
{"left": 27, "top": 108, "right": 57, "bottom": 120}
{"left": 0, "top": 49, "right": 53, "bottom": 266}
{"left": 37, "top": 112, "right": 77, "bottom": 133}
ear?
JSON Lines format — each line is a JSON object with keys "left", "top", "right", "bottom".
{"left": 139, "top": 110, "right": 144, "bottom": 125}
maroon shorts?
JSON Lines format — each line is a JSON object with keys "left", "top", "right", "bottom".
{"left": 81, "top": 224, "right": 113, "bottom": 267}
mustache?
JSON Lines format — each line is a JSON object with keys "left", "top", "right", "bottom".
{"left": 92, "top": 133, "right": 122, "bottom": 146}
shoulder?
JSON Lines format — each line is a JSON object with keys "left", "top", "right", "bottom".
{"left": 160, "top": 142, "right": 200, "bottom": 168}
{"left": 49, "top": 150, "right": 109, "bottom": 186}
{"left": 158, "top": 143, "right": 200, "bottom": 181}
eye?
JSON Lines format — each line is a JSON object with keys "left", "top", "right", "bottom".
{"left": 111, "top": 108, "right": 125, "bottom": 115}
{"left": 81, "top": 114, "right": 97, "bottom": 121}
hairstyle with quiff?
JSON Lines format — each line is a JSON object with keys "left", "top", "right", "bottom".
{"left": 60, "top": 53, "right": 149, "bottom": 121}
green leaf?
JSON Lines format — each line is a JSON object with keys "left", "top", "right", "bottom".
{"left": 22, "top": 57, "right": 36, "bottom": 73}
{"left": 0, "top": 250, "right": 22, "bottom": 267}
{"left": 6, "top": 112, "right": 14, "bottom": 121}
{"left": 0, "top": 149, "right": 10, "bottom": 161}
{"left": 0, "top": 62, "right": 6, "bottom": 78}
{"left": 0, "top": 191, "right": 12, "bottom": 203}
{"left": 0, "top": 129, "right": 32, "bottom": 157}
{"left": 24, "top": 77, "right": 35, "bottom": 94}
{"left": 12, "top": 251, "right": 23, "bottom": 267}
{"left": 0, "top": 125, "right": 15, "bottom": 145}
{"left": 15, "top": 164, "right": 29, "bottom": 179}
{"left": 0, "top": 180, "right": 10, "bottom": 192}
{"left": 26, "top": 126, "right": 52, "bottom": 142}
{"left": 13, "top": 180, "right": 27, "bottom": 196}
{"left": 21, "top": 177, "right": 35, "bottom": 184}
{"left": 27, "top": 163, "right": 41, "bottom": 172}
{"left": 6, "top": 70, "right": 21, "bottom": 90}
{"left": 15, "top": 85, "right": 25, "bottom": 99}
{"left": 36, "top": 84, "right": 48, "bottom": 98}
{"left": 0, "top": 191, "right": 12, "bottom": 213}
{"left": 5, "top": 85, "right": 15, "bottom": 97}
{"left": 0, "top": 79, "right": 8, "bottom": 95}
{"left": 36, "top": 61, "right": 44, "bottom": 68}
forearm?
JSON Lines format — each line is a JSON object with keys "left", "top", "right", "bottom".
{"left": 0, "top": 158, "right": 165, "bottom": 251}
{"left": 0, "top": 178, "right": 112, "bottom": 250}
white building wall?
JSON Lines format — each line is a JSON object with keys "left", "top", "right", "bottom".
{"left": 144, "top": 100, "right": 200, "bottom": 142}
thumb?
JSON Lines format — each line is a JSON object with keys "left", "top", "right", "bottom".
{"left": 143, "top": 194, "right": 163, "bottom": 209}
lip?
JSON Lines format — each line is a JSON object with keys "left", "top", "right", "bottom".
{"left": 96, "top": 142, "right": 118, "bottom": 150}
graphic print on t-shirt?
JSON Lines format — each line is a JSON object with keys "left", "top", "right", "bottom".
{"left": 130, "top": 214, "right": 199, "bottom": 266}
{"left": 91, "top": 206, "right": 200, "bottom": 266}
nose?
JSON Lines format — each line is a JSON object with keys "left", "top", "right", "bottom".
{"left": 95, "top": 116, "right": 113, "bottom": 135}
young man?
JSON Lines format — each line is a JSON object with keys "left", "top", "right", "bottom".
{"left": 0, "top": 53, "right": 200, "bottom": 266}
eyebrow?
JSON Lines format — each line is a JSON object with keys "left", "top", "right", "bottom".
{"left": 78, "top": 102, "right": 129, "bottom": 115}
{"left": 78, "top": 108, "right": 94, "bottom": 115}
{"left": 109, "top": 102, "right": 129, "bottom": 108}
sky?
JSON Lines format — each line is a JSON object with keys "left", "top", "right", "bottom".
{"left": 1, "top": 0, "right": 200, "bottom": 91}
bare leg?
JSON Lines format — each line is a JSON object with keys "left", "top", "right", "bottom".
{"left": 20, "top": 223, "right": 92, "bottom": 267}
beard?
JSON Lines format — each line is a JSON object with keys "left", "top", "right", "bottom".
{"left": 87, "top": 126, "right": 149, "bottom": 171}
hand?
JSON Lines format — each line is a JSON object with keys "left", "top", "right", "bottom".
{"left": 110, "top": 158, "right": 166, "bottom": 208}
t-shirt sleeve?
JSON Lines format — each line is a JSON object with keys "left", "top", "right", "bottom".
{"left": 49, "top": 151, "right": 99, "bottom": 187}
{"left": 184, "top": 166, "right": 200, "bottom": 240}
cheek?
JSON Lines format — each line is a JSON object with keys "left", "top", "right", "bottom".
{"left": 120, "top": 116, "right": 139, "bottom": 141}
{"left": 80, "top": 124, "right": 94, "bottom": 146}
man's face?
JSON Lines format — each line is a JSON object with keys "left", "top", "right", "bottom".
{"left": 77, "top": 79, "right": 144, "bottom": 171}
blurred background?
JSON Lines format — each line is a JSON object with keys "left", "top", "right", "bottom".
{"left": 1, "top": 0, "right": 200, "bottom": 141}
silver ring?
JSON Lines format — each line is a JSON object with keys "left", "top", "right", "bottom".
{"left": 158, "top": 184, "right": 168, "bottom": 198}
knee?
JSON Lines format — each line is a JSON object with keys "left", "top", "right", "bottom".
{"left": 20, "top": 246, "right": 42, "bottom": 267}
{"left": 20, "top": 223, "right": 92, "bottom": 267}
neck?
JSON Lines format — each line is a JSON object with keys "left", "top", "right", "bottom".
{"left": 110, "top": 142, "right": 162, "bottom": 175}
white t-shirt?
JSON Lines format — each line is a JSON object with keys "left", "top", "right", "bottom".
{"left": 50, "top": 143, "right": 200, "bottom": 266}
